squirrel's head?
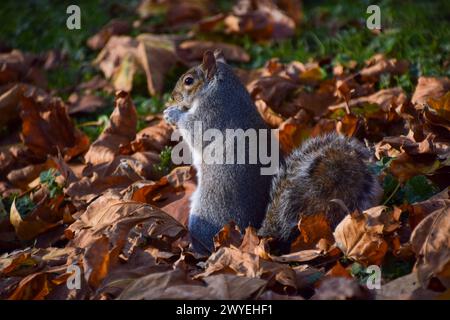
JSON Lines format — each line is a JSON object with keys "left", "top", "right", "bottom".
{"left": 166, "top": 50, "right": 225, "bottom": 110}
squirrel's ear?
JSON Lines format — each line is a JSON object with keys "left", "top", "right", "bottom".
{"left": 201, "top": 50, "right": 217, "bottom": 80}
{"left": 213, "top": 49, "right": 226, "bottom": 64}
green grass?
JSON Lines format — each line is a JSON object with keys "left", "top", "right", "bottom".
{"left": 153, "top": 146, "right": 173, "bottom": 177}
{"left": 237, "top": 0, "right": 450, "bottom": 79}
{"left": 0, "top": 0, "right": 118, "bottom": 90}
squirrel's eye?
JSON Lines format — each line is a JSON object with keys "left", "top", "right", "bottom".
{"left": 184, "top": 76, "right": 194, "bottom": 86}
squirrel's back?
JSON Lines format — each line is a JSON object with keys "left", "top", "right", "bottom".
{"left": 259, "top": 133, "right": 382, "bottom": 242}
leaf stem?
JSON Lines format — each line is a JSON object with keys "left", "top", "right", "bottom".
{"left": 383, "top": 181, "right": 401, "bottom": 205}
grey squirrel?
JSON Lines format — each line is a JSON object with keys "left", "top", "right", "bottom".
{"left": 164, "top": 51, "right": 382, "bottom": 253}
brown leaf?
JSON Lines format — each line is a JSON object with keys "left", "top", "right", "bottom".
{"left": 360, "top": 54, "right": 409, "bottom": 82}
{"left": 329, "top": 87, "right": 407, "bottom": 113}
{"left": 177, "top": 40, "right": 250, "bottom": 63}
{"left": 225, "top": 0, "right": 297, "bottom": 40}
{"left": 84, "top": 91, "right": 137, "bottom": 165}
{"left": 166, "top": 1, "right": 210, "bottom": 28}
{"left": 213, "top": 221, "right": 243, "bottom": 251}
{"left": 277, "top": 109, "right": 312, "bottom": 154}
{"left": 0, "top": 50, "right": 47, "bottom": 87}
{"left": 118, "top": 269, "right": 198, "bottom": 299}
{"left": 286, "top": 82, "right": 337, "bottom": 117}
{"left": 67, "top": 196, "right": 186, "bottom": 251}
{"left": 123, "top": 117, "right": 173, "bottom": 154}
{"left": 428, "top": 91, "right": 450, "bottom": 119}
{"left": 0, "top": 84, "right": 27, "bottom": 127}
{"left": 65, "top": 197, "right": 186, "bottom": 290}
{"left": 239, "top": 227, "right": 261, "bottom": 254}
{"left": 6, "top": 265, "right": 69, "bottom": 300}
{"left": 7, "top": 157, "right": 55, "bottom": 189}
{"left": 290, "top": 213, "right": 334, "bottom": 252}
{"left": 270, "top": 249, "right": 323, "bottom": 264}
{"left": 136, "top": 0, "right": 211, "bottom": 28}
{"left": 65, "top": 156, "right": 149, "bottom": 203}
{"left": 254, "top": 99, "right": 284, "bottom": 128}
{"left": 411, "top": 205, "right": 450, "bottom": 290}
{"left": 333, "top": 206, "right": 397, "bottom": 265}
{"left": 94, "top": 36, "right": 139, "bottom": 80}
{"left": 336, "top": 113, "right": 362, "bottom": 137}
{"left": 404, "top": 188, "right": 449, "bottom": 230}
{"left": 20, "top": 89, "right": 89, "bottom": 161}
{"left": 376, "top": 133, "right": 437, "bottom": 159}
{"left": 0, "top": 247, "right": 74, "bottom": 277}
{"left": 412, "top": 76, "right": 450, "bottom": 107}
{"left": 83, "top": 235, "right": 111, "bottom": 288}
{"left": 196, "top": 246, "right": 297, "bottom": 291}
{"left": 135, "top": 34, "right": 179, "bottom": 95}
{"left": 389, "top": 153, "right": 441, "bottom": 183}
{"left": 67, "top": 93, "right": 106, "bottom": 115}
{"left": 122, "top": 166, "right": 196, "bottom": 225}
{"left": 87, "top": 19, "right": 131, "bottom": 51}
{"left": 197, "top": 13, "right": 226, "bottom": 32}
{"left": 326, "top": 261, "right": 352, "bottom": 278}
{"left": 118, "top": 269, "right": 267, "bottom": 300}
{"left": 250, "top": 76, "right": 298, "bottom": 115}
{"left": 10, "top": 196, "right": 63, "bottom": 241}
{"left": 376, "top": 272, "right": 439, "bottom": 300}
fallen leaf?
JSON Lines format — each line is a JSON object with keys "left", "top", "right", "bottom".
{"left": 360, "top": 54, "right": 409, "bottom": 82}
{"left": 67, "top": 93, "right": 106, "bottom": 115}
{"left": 410, "top": 205, "right": 450, "bottom": 290}
{"left": 122, "top": 117, "right": 173, "bottom": 154}
{"left": 84, "top": 91, "right": 137, "bottom": 165}
{"left": 290, "top": 212, "right": 334, "bottom": 252}
{"left": 10, "top": 196, "right": 63, "bottom": 241}
{"left": 213, "top": 221, "right": 243, "bottom": 251}
{"left": 225, "top": 0, "right": 297, "bottom": 40}
{"left": 412, "top": 76, "right": 450, "bottom": 107}
{"left": 177, "top": 40, "right": 250, "bottom": 63}
{"left": 119, "top": 269, "right": 267, "bottom": 300}
{"left": 0, "top": 84, "right": 27, "bottom": 127}
{"left": 196, "top": 246, "right": 297, "bottom": 291}
{"left": 87, "top": 19, "right": 131, "bottom": 51}
{"left": 333, "top": 207, "right": 397, "bottom": 266}
{"left": 122, "top": 166, "right": 196, "bottom": 225}
{"left": 135, "top": 34, "right": 179, "bottom": 95}
{"left": 20, "top": 89, "right": 89, "bottom": 161}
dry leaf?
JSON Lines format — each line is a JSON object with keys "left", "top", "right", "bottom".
{"left": 333, "top": 207, "right": 397, "bottom": 265}
{"left": 411, "top": 205, "right": 450, "bottom": 290}
{"left": 10, "top": 196, "right": 63, "bottom": 241}
{"left": 20, "top": 90, "right": 89, "bottom": 161}
{"left": 412, "top": 76, "right": 450, "bottom": 107}
{"left": 290, "top": 212, "right": 334, "bottom": 252}
{"left": 196, "top": 246, "right": 297, "bottom": 291}
{"left": 119, "top": 269, "right": 266, "bottom": 300}
{"left": 177, "top": 40, "right": 250, "bottom": 63}
{"left": 225, "top": 0, "right": 297, "bottom": 40}
{"left": 213, "top": 221, "right": 243, "bottom": 251}
{"left": 84, "top": 91, "right": 137, "bottom": 165}
{"left": 87, "top": 19, "right": 131, "bottom": 51}
{"left": 360, "top": 54, "right": 409, "bottom": 82}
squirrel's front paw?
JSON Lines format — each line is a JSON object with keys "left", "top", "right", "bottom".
{"left": 163, "top": 106, "right": 183, "bottom": 126}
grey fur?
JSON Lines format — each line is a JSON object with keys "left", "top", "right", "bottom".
{"left": 258, "top": 132, "right": 383, "bottom": 242}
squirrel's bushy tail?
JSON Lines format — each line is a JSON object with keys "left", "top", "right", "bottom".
{"left": 259, "top": 133, "right": 382, "bottom": 242}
